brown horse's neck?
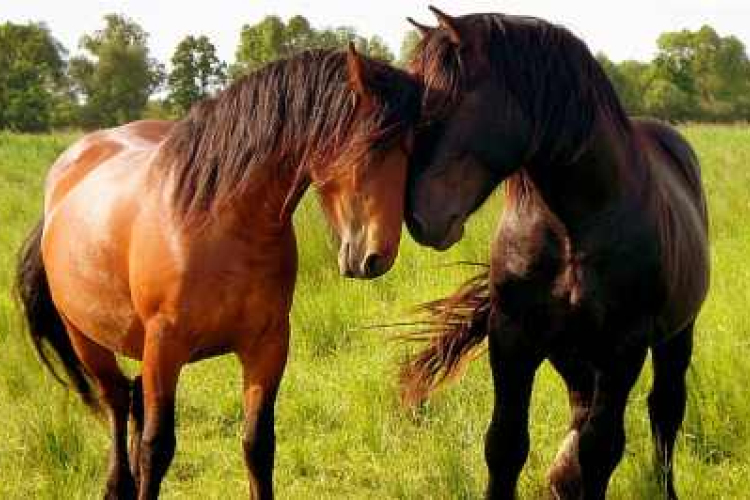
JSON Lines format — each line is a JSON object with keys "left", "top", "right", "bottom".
{"left": 224, "top": 159, "right": 309, "bottom": 233}
{"left": 524, "top": 115, "right": 645, "bottom": 235}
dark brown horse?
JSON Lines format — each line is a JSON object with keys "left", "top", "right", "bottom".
{"left": 400, "top": 8, "right": 709, "bottom": 500}
{"left": 16, "top": 45, "right": 420, "bottom": 499}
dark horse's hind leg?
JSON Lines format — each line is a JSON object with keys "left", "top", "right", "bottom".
{"left": 65, "top": 323, "right": 136, "bottom": 499}
{"left": 578, "top": 331, "right": 649, "bottom": 500}
{"left": 547, "top": 350, "right": 595, "bottom": 498}
{"left": 648, "top": 323, "right": 694, "bottom": 500}
{"left": 485, "top": 312, "right": 544, "bottom": 500}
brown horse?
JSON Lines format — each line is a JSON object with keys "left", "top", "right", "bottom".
{"left": 16, "top": 45, "right": 420, "bottom": 499}
{"left": 400, "top": 8, "right": 708, "bottom": 500}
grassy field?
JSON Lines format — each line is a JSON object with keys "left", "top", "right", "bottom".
{"left": 0, "top": 125, "right": 748, "bottom": 499}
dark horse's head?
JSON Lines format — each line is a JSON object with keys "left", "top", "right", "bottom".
{"left": 405, "top": 7, "right": 625, "bottom": 249}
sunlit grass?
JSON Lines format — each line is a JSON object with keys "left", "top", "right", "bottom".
{"left": 0, "top": 125, "right": 748, "bottom": 498}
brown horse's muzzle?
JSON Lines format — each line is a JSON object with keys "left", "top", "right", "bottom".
{"left": 338, "top": 237, "right": 394, "bottom": 279}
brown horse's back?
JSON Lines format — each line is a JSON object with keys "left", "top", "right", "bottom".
{"left": 636, "top": 119, "right": 710, "bottom": 336}
{"left": 45, "top": 120, "right": 173, "bottom": 213}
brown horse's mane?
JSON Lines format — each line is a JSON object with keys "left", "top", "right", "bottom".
{"left": 158, "top": 49, "right": 420, "bottom": 222}
{"left": 410, "top": 13, "right": 632, "bottom": 167}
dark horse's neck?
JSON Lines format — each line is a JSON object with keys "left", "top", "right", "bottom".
{"left": 485, "top": 20, "right": 648, "bottom": 236}
{"left": 522, "top": 115, "right": 645, "bottom": 235}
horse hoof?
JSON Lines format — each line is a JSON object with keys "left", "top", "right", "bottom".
{"left": 547, "top": 431, "right": 583, "bottom": 500}
{"left": 104, "top": 474, "right": 137, "bottom": 500}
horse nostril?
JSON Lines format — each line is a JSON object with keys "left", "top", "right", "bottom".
{"left": 363, "top": 253, "right": 384, "bottom": 278}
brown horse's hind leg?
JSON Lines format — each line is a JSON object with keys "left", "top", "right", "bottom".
{"left": 65, "top": 324, "right": 136, "bottom": 499}
{"left": 137, "top": 318, "right": 188, "bottom": 500}
{"left": 648, "top": 323, "right": 693, "bottom": 500}
{"left": 547, "top": 350, "right": 595, "bottom": 499}
{"left": 237, "top": 323, "right": 289, "bottom": 500}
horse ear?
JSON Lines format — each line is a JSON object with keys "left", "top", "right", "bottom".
{"left": 407, "top": 17, "right": 435, "bottom": 38}
{"left": 346, "top": 42, "right": 370, "bottom": 98}
{"left": 428, "top": 5, "right": 462, "bottom": 45}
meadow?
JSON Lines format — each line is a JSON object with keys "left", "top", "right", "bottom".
{"left": 0, "top": 125, "right": 748, "bottom": 499}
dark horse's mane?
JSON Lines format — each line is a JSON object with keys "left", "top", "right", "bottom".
{"left": 158, "top": 49, "right": 420, "bottom": 222}
{"left": 411, "top": 13, "right": 632, "bottom": 168}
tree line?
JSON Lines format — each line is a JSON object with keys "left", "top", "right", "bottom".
{"left": 1, "top": 14, "right": 749, "bottom": 132}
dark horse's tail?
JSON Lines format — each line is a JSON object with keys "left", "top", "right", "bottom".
{"left": 15, "top": 220, "right": 98, "bottom": 410}
{"left": 399, "top": 267, "right": 491, "bottom": 406}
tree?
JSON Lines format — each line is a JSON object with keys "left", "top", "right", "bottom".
{"left": 597, "top": 53, "right": 650, "bottom": 115}
{"left": 653, "top": 25, "right": 750, "bottom": 120}
{"left": 232, "top": 15, "right": 394, "bottom": 77}
{"left": 168, "top": 35, "right": 226, "bottom": 115}
{"left": 234, "top": 15, "right": 287, "bottom": 74}
{"left": 358, "top": 35, "right": 394, "bottom": 63}
{"left": 0, "top": 22, "right": 68, "bottom": 131}
{"left": 398, "top": 30, "right": 421, "bottom": 67}
{"left": 69, "top": 14, "right": 164, "bottom": 128}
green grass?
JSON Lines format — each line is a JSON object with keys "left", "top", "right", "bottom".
{"left": 0, "top": 125, "right": 748, "bottom": 499}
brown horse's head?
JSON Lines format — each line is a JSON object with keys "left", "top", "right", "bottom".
{"left": 405, "top": 7, "right": 621, "bottom": 249}
{"left": 312, "top": 44, "right": 420, "bottom": 278}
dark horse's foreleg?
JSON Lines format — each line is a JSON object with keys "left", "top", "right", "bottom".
{"left": 137, "top": 319, "right": 187, "bottom": 500}
{"left": 65, "top": 323, "right": 136, "bottom": 499}
{"left": 485, "top": 311, "right": 544, "bottom": 500}
{"left": 578, "top": 329, "right": 649, "bottom": 500}
{"left": 238, "top": 324, "right": 289, "bottom": 500}
{"left": 648, "top": 322, "right": 694, "bottom": 500}
{"left": 546, "top": 349, "right": 595, "bottom": 498}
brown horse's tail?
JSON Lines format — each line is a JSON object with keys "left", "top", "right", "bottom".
{"left": 399, "top": 266, "right": 491, "bottom": 407}
{"left": 15, "top": 220, "right": 98, "bottom": 410}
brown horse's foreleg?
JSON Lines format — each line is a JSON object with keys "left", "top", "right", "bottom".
{"left": 578, "top": 337, "right": 648, "bottom": 500}
{"left": 485, "top": 312, "right": 544, "bottom": 500}
{"left": 65, "top": 324, "right": 136, "bottom": 500}
{"left": 137, "top": 319, "right": 188, "bottom": 500}
{"left": 129, "top": 375, "right": 144, "bottom": 486}
{"left": 648, "top": 323, "right": 693, "bottom": 500}
{"left": 547, "top": 349, "right": 595, "bottom": 499}
{"left": 237, "top": 323, "right": 289, "bottom": 500}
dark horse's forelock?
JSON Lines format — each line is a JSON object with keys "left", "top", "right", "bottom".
{"left": 410, "top": 14, "right": 631, "bottom": 166}
{"left": 158, "top": 49, "right": 420, "bottom": 222}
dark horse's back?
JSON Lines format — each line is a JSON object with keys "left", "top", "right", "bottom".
{"left": 634, "top": 118, "right": 710, "bottom": 338}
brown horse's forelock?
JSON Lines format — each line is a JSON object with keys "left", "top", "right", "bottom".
{"left": 410, "top": 14, "right": 632, "bottom": 166}
{"left": 158, "top": 49, "right": 420, "bottom": 223}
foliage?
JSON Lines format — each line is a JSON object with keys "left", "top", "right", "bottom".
{"left": 2, "top": 16, "right": 750, "bottom": 127}
{"left": 0, "top": 22, "right": 68, "bottom": 131}
{"left": 398, "top": 29, "right": 421, "bottom": 67}
{"left": 600, "top": 26, "right": 750, "bottom": 122}
{"left": 68, "top": 14, "right": 164, "bottom": 128}
{"left": 232, "top": 15, "right": 394, "bottom": 77}
{"left": 167, "top": 35, "right": 226, "bottom": 116}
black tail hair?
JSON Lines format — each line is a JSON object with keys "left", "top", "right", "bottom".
{"left": 15, "top": 220, "right": 99, "bottom": 410}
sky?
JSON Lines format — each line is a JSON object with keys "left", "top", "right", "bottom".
{"left": 4, "top": 1, "right": 750, "bottom": 67}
